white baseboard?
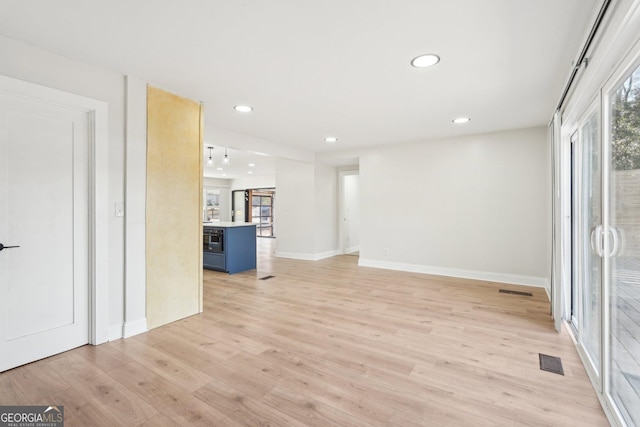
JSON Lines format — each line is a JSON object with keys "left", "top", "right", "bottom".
{"left": 358, "top": 258, "right": 549, "bottom": 289}
{"left": 345, "top": 245, "right": 360, "bottom": 254}
{"left": 107, "top": 324, "right": 123, "bottom": 341}
{"left": 276, "top": 249, "right": 341, "bottom": 261}
{"left": 123, "top": 318, "right": 148, "bottom": 338}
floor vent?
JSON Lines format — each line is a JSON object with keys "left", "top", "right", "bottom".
{"left": 539, "top": 353, "right": 564, "bottom": 375}
{"left": 259, "top": 275, "right": 275, "bottom": 281}
{"left": 499, "top": 289, "right": 533, "bottom": 297}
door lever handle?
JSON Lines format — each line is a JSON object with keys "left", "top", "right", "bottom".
{"left": 0, "top": 243, "right": 20, "bottom": 252}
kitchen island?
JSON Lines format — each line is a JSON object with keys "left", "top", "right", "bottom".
{"left": 203, "top": 222, "right": 257, "bottom": 274}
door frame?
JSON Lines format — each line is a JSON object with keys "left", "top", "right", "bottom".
{"left": 0, "top": 74, "right": 109, "bottom": 345}
{"left": 338, "top": 169, "right": 359, "bottom": 255}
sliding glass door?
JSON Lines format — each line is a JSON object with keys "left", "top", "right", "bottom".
{"left": 570, "top": 52, "right": 640, "bottom": 427}
{"left": 607, "top": 59, "right": 640, "bottom": 426}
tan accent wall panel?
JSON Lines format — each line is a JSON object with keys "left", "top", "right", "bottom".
{"left": 146, "top": 86, "right": 202, "bottom": 330}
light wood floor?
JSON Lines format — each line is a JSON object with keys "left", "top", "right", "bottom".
{"left": 0, "top": 240, "right": 609, "bottom": 426}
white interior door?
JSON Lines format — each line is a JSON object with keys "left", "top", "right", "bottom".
{"left": 0, "top": 91, "right": 89, "bottom": 372}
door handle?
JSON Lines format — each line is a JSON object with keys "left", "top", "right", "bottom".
{"left": 608, "top": 227, "right": 620, "bottom": 257}
{"left": 0, "top": 243, "right": 20, "bottom": 252}
{"left": 590, "top": 225, "right": 603, "bottom": 257}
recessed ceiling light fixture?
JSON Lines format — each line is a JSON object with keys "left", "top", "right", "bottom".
{"left": 248, "top": 163, "right": 255, "bottom": 167}
{"left": 452, "top": 117, "right": 471, "bottom": 124}
{"left": 411, "top": 54, "right": 440, "bottom": 68}
{"left": 248, "top": 170, "right": 254, "bottom": 174}
{"left": 325, "top": 136, "right": 338, "bottom": 143}
{"left": 234, "top": 105, "right": 253, "bottom": 113}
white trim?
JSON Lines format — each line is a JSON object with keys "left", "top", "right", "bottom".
{"left": 358, "top": 258, "right": 549, "bottom": 289}
{"left": 0, "top": 74, "right": 109, "bottom": 346}
{"left": 276, "top": 250, "right": 342, "bottom": 261}
{"left": 108, "top": 324, "right": 123, "bottom": 341}
{"left": 345, "top": 245, "right": 360, "bottom": 254}
{"left": 123, "top": 319, "right": 148, "bottom": 338}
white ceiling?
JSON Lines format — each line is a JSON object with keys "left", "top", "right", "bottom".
{"left": 0, "top": 0, "right": 598, "bottom": 163}
{"left": 203, "top": 147, "right": 275, "bottom": 180}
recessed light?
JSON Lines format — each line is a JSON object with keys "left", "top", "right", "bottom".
{"left": 325, "top": 136, "right": 338, "bottom": 143}
{"left": 234, "top": 105, "right": 253, "bottom": 113}
{"left": 452, "top": 117, "right": 471, "bottom": 124}
{"left": 411, "top": 54, "right": 440, "bottom": 68}
{"left": 248, "top": 171, "right": 254, "bottom": 174}
{"left": 248, "top": 163, "right": 255, "bottom": 167}
{"left": 216, "top": 167, "right": 223, "bottom": 171}
{"left": 222, "top": 173, "right": 227, "bottom": 177}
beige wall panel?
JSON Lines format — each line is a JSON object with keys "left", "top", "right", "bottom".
{"left": 146, "top": 86, "right": 202, "bottom": 330}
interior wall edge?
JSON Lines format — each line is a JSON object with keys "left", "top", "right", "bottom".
{"left": 124, "top": 75, "right": 148, "bottom": 339}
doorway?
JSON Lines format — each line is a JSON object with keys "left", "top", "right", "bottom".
{"left": 339, "top": 170, "right": 360, "bottom": 255}
{"left": 232, "top": 188, "right": 276, "bottom": 238}
{"left": 251, "top": 189, "right": 275, "bottom": 237}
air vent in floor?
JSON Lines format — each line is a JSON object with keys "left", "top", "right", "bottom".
{"left": 539, "top": 353, "right": 564, "bottom": 375}
{"left": 499, "top": 289, "right": 533, "bottom": 297}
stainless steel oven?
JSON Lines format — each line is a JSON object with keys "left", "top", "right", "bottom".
{"left": 203, "top": 227, "right": 224, "bottom": 253}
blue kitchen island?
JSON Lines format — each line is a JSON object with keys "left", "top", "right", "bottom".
{"left": 203, "top": 222, "right": 257, "bottom": 274}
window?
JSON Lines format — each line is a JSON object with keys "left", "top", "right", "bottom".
{"left": 251, "top": 192, "right": 274, "bottom": 237}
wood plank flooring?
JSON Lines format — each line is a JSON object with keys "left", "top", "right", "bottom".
{"left": 0, "top": 239, "right": 609, "bottom": 426}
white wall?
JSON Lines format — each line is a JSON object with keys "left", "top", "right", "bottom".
{"left": 0, "top": 35, "right": 128, "bottom": 338}
{"left": 314, "top": 162, "right": 338, "bottom": 255}
{"left": 359, "top": 126, "right": 551, "bottom": 288}
{"left": 231, "top": 175, "right": 276, "bottom": 191}
{"left": 275, "top": 158, "right": 315, "bottom": 257}
{"left": 274, "top": 158, "right": 339, "bottom": 259}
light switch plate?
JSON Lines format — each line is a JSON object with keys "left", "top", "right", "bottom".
{"left": 115, "top": 202, "right": 125, "bottom": 217}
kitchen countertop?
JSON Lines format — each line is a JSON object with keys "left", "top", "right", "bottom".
{"left": 203, "top": 221, "right": 256, "bottom": 228}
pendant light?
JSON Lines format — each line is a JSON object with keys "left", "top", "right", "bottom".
{"left": 207, "top": 147, "right": 213, "bottom": 166}
{"left": 223, "top": 147, "right": 230, "bottom": 165}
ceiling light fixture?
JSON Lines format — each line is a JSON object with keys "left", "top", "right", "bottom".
{"left": 325, "top": 136, "right": 338, "bottom": 143}
{"left": 223, "top": 147, "right": 230, "bottom": 165}
{"left": 234, "top": 105, "right": 253, "bottom": 113}
{"left": 248, "top": 170, "right": 254, "bottom": 174}
{"left": 452, "top": 117, "right": 471, "bottom": 124}
{"left": 248, "top": 163, "right": 255, "bottom": 167}
{"left": 411, "top": 54, "right": 440, "bottom": 68}
{"left": 207, "top": 146, "right": 214, "bottom": 165}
